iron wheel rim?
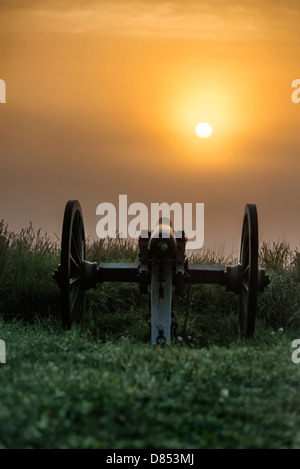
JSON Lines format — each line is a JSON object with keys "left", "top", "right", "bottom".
{"left": 238, "top": 204, "right": 258, "bottom": 338}
{"left": 60, "top": 200, "right": 86, "bottom": 329}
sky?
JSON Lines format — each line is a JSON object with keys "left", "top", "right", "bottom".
{"left": 0, "top": 0, "right": 300, "bottom": 257}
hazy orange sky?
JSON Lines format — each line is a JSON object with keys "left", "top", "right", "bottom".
{"left": 1, "top": 0, "right": 300, "bottom": 256}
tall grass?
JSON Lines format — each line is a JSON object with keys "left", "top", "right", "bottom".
{"left": 1, "top": 221, "right": 300, "bottom": 343}
{"left": 188, "top": 244, "right": 238, "bottom": 266}
{"left": 86, "top": 235, "right": 138, "bottom": 263}
{"left": 257, "top": 239, "right": 300, "bottom": 332}
{"left": 0, "top": 221, "right": 60, "bottom": 321}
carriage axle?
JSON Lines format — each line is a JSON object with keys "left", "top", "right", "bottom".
{"left": 54, "top": 259, "right": 269, "bottom": 292}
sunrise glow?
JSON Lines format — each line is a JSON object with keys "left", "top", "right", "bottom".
{"left": 195, "top": 122, "right": 213, "bottom": 138}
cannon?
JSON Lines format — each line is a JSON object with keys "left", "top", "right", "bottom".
{"left": 53, "top": 200, "right": 270, "bottom": 344}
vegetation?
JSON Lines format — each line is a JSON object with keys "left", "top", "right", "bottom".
{"left": 1, "top": 221, "right": 300, "bottom": 448}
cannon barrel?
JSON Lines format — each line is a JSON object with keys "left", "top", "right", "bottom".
{"left": 149, "top": 217, "right": 177, "bottom": 260}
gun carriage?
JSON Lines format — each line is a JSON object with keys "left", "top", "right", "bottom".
{"left": 53, "top": 201, "right": 270, "bottom": 344}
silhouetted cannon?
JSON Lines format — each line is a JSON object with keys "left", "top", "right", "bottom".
{"left": 53, "top": 201, "right": 270, "bottom": 344}
{"left": 149, "top": 218, "right": 177, "bottom": 261}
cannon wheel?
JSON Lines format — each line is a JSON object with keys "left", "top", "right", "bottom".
{"left": 238, "top": 204, "right": 258, "bottom": 338}
{"left": 60, "top": 200, "right": 86, "bottom": 330}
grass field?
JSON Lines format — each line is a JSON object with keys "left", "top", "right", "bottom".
{"left": 1, "top": 222, "right": 300, "bottom": 449}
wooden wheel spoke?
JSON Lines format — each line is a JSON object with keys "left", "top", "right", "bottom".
{"left": 75, "top": 214, "right": 84, "bottom": 257}
{"left": 69, "top": 275, "right": 81, "bottom": 286}
{"left": 70, "top": 253, "right": 80, "bottom": 271}
{"left": 71, "top": 232, "right": 82, "bottom": 263}
{"left": 241, "top": 241, "right": 249, "bottom": 267}
{"left": 70, "top": 285, "right": 83, "bottom": 315}
{"left": 241, "top": 280, "right": 249, "bottom": 293}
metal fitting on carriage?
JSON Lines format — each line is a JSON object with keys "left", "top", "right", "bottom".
{"left": 257, "top": 269, "right": 270, "bottom": 292}
{"left": 52, "top": 265, "right": 62, "bottom": 287}
{"left": 138, "top": 231, "right": 150, "bottom": 294}
{"left": 225, "top": 264, "right": 242, "bottom": 293}
{"left": 226, "top": 264, "right": 270, "bottom": 294}
{"left": 81, "top": 261, "right": 98, "bottom": 290}
{"left": 156, "top": 327, "right": 166, "bottom": 346}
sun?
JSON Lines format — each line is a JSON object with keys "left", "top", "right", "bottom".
{"left": 195, "top": 122, "right": 213, "bottom": 138}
